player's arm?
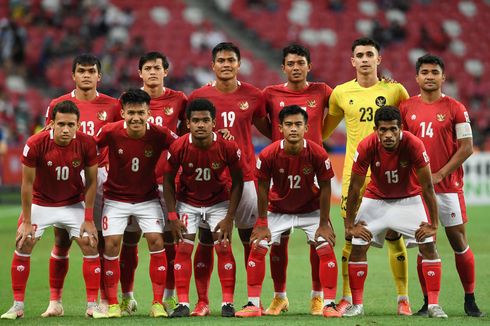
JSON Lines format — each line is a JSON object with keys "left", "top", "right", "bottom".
{"left": 250, "top": 179, "right": 272, "bottom": 245}
{"left": 415, "top": 164, "right": 439, "bottom": 242}
{"left": 80, "top": 164, "right": 98, "bottom": 246}
{"left": 315, "top": 179, "right": 336, "bottom": 246}
{"left": 322, "top": 113, "right": 343, "bottom": 139}
{"left": 345, "top": 172, "right": 372, "bottom": 242}
{"left": 433, "top": 136, "right": 473, "bottom": 184}
{"left": 163, "top": 168, "right": 187, "bottom": 241}
{"left": 17, "top": 165, "right": 36, "bottom": 248}
{"left": 253, "top": 116, "right": 272, "bottom": 140}
{"left": 215, "top": 168, "right": 244, "bottom": 243}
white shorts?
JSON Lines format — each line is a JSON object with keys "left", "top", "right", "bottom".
{"left": 101, "top": 199, "right": 165, "bottom": 236}
{"left": 81, "top": 166, "right": 107, "bottom": 231}
{"left": 31, "top": 202, "right": 86, "bottom": 239}
{"left": 176, "top": 201, "right": 229, "bottom": 235}
{"left": 352, "top": 195, "right": 434, "bottom": 248}
{"left": 267, "top": 210, "right": 324, "bottom": 245}
{"left": 234, "top": 181, "right": 258, "bottom": 229}
{"left": 436, "top": 192, "right": 467, "bottom": 227}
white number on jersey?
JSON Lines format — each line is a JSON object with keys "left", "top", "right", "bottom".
{"left": 287, "top": 175, "right": 301, "bottom": 189}
{"left": 131, "top": 157, "right": 139, "bottom": 172}
{"left": 80, "top": 121, "right": 95, "bottom": 136}
{"left": 55, "top": 166, "right": 70, "bottom": 180}
{"left": 148, "top": 116, "right": 164, "bottom": 126}
{"left": 221, "top": 111, "right": 236, "bottom": 128}
{"left": 384, "top": 170, "right": 399, "bottom": 184}
{"left": 195, "top": 168, "right": 211, "bottom": 181}
{"left": 419, "top": 122, "right": 434, "bottom": 138}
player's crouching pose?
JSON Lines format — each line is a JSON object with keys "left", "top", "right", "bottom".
{"left": 2, "top": 101, "right": 101, "bottom": 319}
{"left": 164, "top": 98, "right": 244, "bottom": 318}
{"left": 235, "top": 105, "right": 340, "bottom": 318}
{"left": 344, "top": 106, "right": 447, "bottom": 318}
{"left": 92, "top": 89, "right": 178, "bottom": 318}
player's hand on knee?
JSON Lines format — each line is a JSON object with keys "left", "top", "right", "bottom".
{"left": 250, "top": 226, "right": 271, "bottom": 247}
{"left": 349, "top": 221, "right": 372, "bottom": 242}
{"left": 16, "top": 222, "right": 35, "bottom": 249}
{"left": 169, "top": 219, "right": 187, "bottom": 242}
{"left": 415, "top": 221, "right": 437, "bottom": 242}
{"left": 214, "top": 217, "right": 233, "bottom": 246}
{"left": 315, "top": 224, "right": 336, "bottom": 247}
{"left": 80, "top": 221, "right": 98, "bottom": 248}
{"left": 218, "top": 128, "right": 235, "bottom": 140}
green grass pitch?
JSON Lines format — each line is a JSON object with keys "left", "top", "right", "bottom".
{"left": 0, "top": 204, "right": 488, "bottom": 325}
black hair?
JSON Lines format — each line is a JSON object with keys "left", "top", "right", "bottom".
{"left": 72, "top": 54, "right": 101, "bottom": 74}
{"left": 119, "top": 88, "right": 151, "bottom": 108}
{"left": 374, "top": 106, "right": 401, "bottom": 127}
{"left": 212, "top": 42, "right": 241, "bottom": 62}
{"left": 279, "top": 105, "right": 308, "bottom": 124}
{"left": 416, "top": 54, "right": 445, "bottom": 74}
{"left": 52, "top": 100, "right": 80, "bottom": 121}
{"left": 351, "top": 37, "right": 381, "bottom": 53}
{"left": 139, "top": 51, "right": 170, "bottom": 70}
{"left": 282, "top": 44, "right": 310, "bottom": 64}
{"left": 186, "top": 98, "right": 216, "bottom": 119}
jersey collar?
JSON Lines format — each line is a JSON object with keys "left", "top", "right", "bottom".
{"left": 280, "top": 138, "right": 307, "bottom": 149}
{"left": 50, "top": 129, "right": 76, "bottom": 139}
{"left": 71, "top": 89, "right": 99, "bottom": 98}
{"left": 189, "top": 132, "right": 217, "bottom": 143}
{"left": 123, "top": 122, "right": 150, "bottom": 129}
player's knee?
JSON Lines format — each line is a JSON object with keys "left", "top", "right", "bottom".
{"left": 419, "top": 243, "right": 439, "bottom": 260}
{"left": 349, "top": 245, "right": 366, "bottom": 262}
{"left": 53, "top": 228, "right": 72, "bottom": 247}
{"left": 17, "top": 238, "right": 35, "bottom": 254}
{"left": 145, "top": 233, "right": 164, "bottom": 251}
{"left": 445, "top": 225, "right": 467, "bottom": 252}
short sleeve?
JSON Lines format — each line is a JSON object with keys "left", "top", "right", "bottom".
{"left": 410, "top": 136, "right": 430, "bottom": 169}
{"left": 314, "top": 147, "right": 335, "bottom": 181}
{"left": 351, "top": 140, "right": 370, "bottom": 176}
{"left": 327, "top": 88, "right": 344, "bottom": 117}
{"left": 84, "top": 136, "right": 98, "bottom": 166}
{"left": 252, "top": 91, "right": 267, "bottom": 120}
{"left": 225, "top": 141, "right": 243, "bottom": 173}
{"left": 255, "top": 150, "right": 272, "bottom": 181}
{"left": 21, "top": 138, "right": 38, "bottom": 168}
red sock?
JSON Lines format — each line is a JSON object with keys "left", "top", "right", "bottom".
{"left": 316, "top": 243, "right": 337, "bottom": 300}
{"left": 455, "top": 247, "right": 475, "bottom": 294}
{"left": 422, "top": 260, "right": 442, "bottom": 305}
{"left": 149, "top": 250, "right": 167, "bottom": 304}
{"left": 193, "top": 242, "right": 213, "bottom": 304}
{"left": 83, "top": 256, "right": 101, "bottom": 302}
{"left": 247, "top": 245, "right": 268, "bottom": 297}
{"left": 270, "top": 236, "right": 288, "bottom": 293}
{"left": 215, "top": 242, "right": 236, "bottom": 303}
{"left": 49, "top": 245, "right": 70, "bottom": 301}
{"left": 98, "top": 246, "right": 107, "bottom": 301}
{"left": 242, "top": 242, "right": 251, "bottom": 267}
{"left": 103, "top": 255, "right": 120, "bottom": 305}
{"left": 310, "top": 244, "right": 322, "bottom": 292}
{"left": 164, "top": 243, "right": 176, "bottom": 290}
{"left": 174, "top": 241, "right": 194, "bottom": 303}
{"left": 11, "top": 251, "right": 31, "bottom": 302}
{"left": 120, "top": 243, "right": 138, "bottom": 294}
{"left": 348, "top": 262, "right": 368, "bottom": 305}
{"left": 416, "top": 253, "right": 427, "bottom": 295}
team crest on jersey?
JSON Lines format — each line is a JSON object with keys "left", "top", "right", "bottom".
{"left": 211, "top": 162, "right": 221, "bottom": 170}
{"left": 399, "top": 160, "right": 408, "bottom": 168}
{"left": 72, "top": 159, "right": 81, "bottom": 168}
{"left": 164, "top": 107, "right": 174, "bottom": 116}
{"left": 303, "top": 166, "right": 313, "bottom": 175}
{"left": 307, "top": 100, "right": 316, "bottom": 108}
{"left": 238, "top": 101, "right": 249, "bottom": 110}
{"left": 144, "top": 146, "right": 153, "bottom": 158}
{"left": 97, "top": 111, "right": 107, "bottom": 121}
{"left": 375, "top": 96, "right": 387, "bottom": 107}
{"left": 436, "top": 113, "right": 446, "bottom": 122}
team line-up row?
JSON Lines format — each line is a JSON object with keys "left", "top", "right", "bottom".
{"left": 1, "top": 38, "right": 483, "bottom": 319}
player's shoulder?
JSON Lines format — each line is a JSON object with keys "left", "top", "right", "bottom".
{"left": 260, "top": 140, "right": 282, "bottom": 157}
{"left": 399, "top": 95, "right": 421, "bottom": 110}
{"left": 332, "top": 79, "right": 357, "bottom": 92}
{"left": 189, "top": 84, "right": 213, "bottom": 98}
{"left": 359, "top": 132, "right": 377, "bottom": 148}
{"left": 169, "top": 132, "right": 188, "bottom": 150}
{"left": 402, "top": 130, "right": 424, "bottom": 146}
{"left": 96, "top": 92, "right": 118, "bottom": 103}
{"left": 102, "top": 120, "right": 124, "bottom": 132}
{"left": 165, "top": 87, "right": 188, "bottom": 100}
{"left": 27, "top": 129, "right": 50, "bottom": 145}
{"left": 238, "top": 81, "right": 263, "bottom": 96}
{"left": 49, "top": 92, "right": 73, "bottom": 106}
{"left": 263, "top": 83, "right": 285, "bottom": 94}
{"left": 306, "top": 139, "right": 327, "bottom": 154}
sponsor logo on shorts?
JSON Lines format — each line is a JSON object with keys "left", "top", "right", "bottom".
{"left": 450, "top": 212, "right": 456, "bottom": 219}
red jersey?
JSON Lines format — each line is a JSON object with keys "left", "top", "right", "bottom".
{"left": 45, "top": 90, "right": 122, "bottom": 166}
{"left": 95, "top": 121, "right": 177, "bottom": 203}
{"left": 22, "top": 130, "right": 98, "bottom": 206}
{"left": 189, "top": 81, "right": 266, "bottom": 181}
{"left": 256, "top": 139, "right": 334, "bottom": 214}
{"left": 146, "top": 87, "right": 188, "bottom": 184}
{"left": 165, "top": 132, "right": 243, "bottom": 207}
{"left": 352, "top": 131, "right": 429, "bottom": 200}
{"left": 400, "top": 95, "right": 470, "bottom": 193}
{"left": 263, "top": 82, "right": 332, "bottom": 145}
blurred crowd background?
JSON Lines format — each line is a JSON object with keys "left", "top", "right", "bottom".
{"left": 0, "top": 0, "right": 489, "bottom": 175}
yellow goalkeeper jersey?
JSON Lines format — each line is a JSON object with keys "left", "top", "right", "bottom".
{"left": 328, "top": 79, "right": 409, "bottom": 177}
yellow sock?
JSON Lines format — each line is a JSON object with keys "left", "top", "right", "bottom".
{"left": 386, "top": 236, "right": 408, "bottom": 297}
{"left": 341, "top": 241, "right": 352, "bottom": 299}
